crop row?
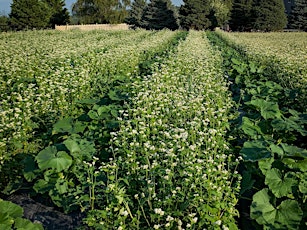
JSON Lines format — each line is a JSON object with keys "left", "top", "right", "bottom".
{"left": 207, "top": 31, "right": 307, "bottom": 230}
{"left": 214, "top": 29, "right": 307, "bottom": 110}
{"left": 90, "top": 31, "right": 241, "bottom": 229}
{"left": 0, "top": 29, "right": 179, "bottom": 156}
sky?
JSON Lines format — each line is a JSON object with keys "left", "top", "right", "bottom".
{"left": 0, "top": 0, "right": 184, "bottom": 16}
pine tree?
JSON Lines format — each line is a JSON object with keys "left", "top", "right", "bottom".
{"left": 179, "top": 0, "right": 212, "bottom": 30}
{"left": 44, "top": 0, "right": 70, "bottom": 27}
{"left": 229, "top": 0, "right": 254, "bottom": 31}
{"left": 10, "top": 0, "right": 51, "bottom": 30}
{"left": 125, "top": 0, "right": 147, "bottom": 28}
{"left": 142, "top": 0, "right": 179, "bottom": 30}
{"left": 253, "top": 0, "right": 287, "bottom": 31}
{"left": 288, "top": 0, "right": 307, "bottom": 31}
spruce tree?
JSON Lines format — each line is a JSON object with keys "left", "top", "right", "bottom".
{"left": 125, "top": 0, "right": 147, "bottom": 28}
{"left": 142, "top": 0, "right": 179, "bottom": 30}
{"left": 229, "top": 0, "right": 254, "bottom": 31}
{"left": 44, "top": 0, "right": 70, "bottom": 27}
{"left": 179, "top": 0, "right": 212, "bottom": 30}
{"left": 10, "top": 0, "right": 51, "bottom": 30}
{"left": 288, "top": 0, "right": 307, "bottom": 31}
{"left": 253, "top": 0, "right": 287, "bottom": 31}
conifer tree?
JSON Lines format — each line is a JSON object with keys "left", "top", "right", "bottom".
{"left": 142, "top": 0, "right": 179, "bottom": 30}
{"left": 253, "top": 0, "right": 287, "bottom": 31}
{"left": 288, "top": 0, "right": 307, "bottom": 31}
{"left": 179, "top": 0, "right": 212, "bottom": 30}
{"left": 229, "top": 0, "right": 254, "bottom": 31}
{"left": 44, "top": 0, "right": 70, "bottom": 27}
{"left": 10, "top": 0, "right": 51, "bottom": 30}
{"left": 125, "top": 0, "right": 147, "bottom": 28}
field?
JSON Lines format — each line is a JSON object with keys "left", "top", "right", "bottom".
{"left": 0, "top": 29, "right": 306, "bottom": 230}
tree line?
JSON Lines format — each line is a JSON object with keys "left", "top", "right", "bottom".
{"left": 0, "top": 0, "right": 306, "bottom": 32}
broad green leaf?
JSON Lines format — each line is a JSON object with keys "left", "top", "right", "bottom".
{"left": 23, "top": 156, "right": 38, "bottom": 182}
{"left": 88, "top": 110, "right": 99, "bottom": 120}
{"left": 241, "top": 117, "right": 263, "bottom": 137}
{"left": 264, "top": 168, "right": 297, "bottom": 198}
{"left": 249, "top": 99, "right": 281, "bottom": 120}
{"left": 240, "top": 141, "right": 271, "bottom": 161}
{"left": 63, "top": 139, "right": 81, "bottom": 154}
{"left": 281, "top": 143, "right": 307, "bottom": 158}
{"left": 52, "top": 118, "right": 73, "bottom": 134}
{"left": 282, "top": 158, "right": 307, "bottom": 172}
{"left": 275, "top": 199, "right": 303, "bottom": 229}
{"left": 36, "top": 147, "right": 72, "bottom": 172}
{"left": 0, "top": 200, "right": 23, "bottom": 218}
{"left": 251, "top": 188, "right": 276, "bottom": 225}
{"left": 271, "top": 118, "right": 307, "bottom": 136}
{"left": 14, "top": 217, "right": 43, "bottom": 230}
{"left": 97, "top": 106, "right": 110, "bottom": 116}
{"left": 259, "top": 158, "right": 274, "bottom": 175}
{"left": 269, "top": 144, "right": 284, "bottom": 156}
{"left": 0, "top": 212, "right": 13, "bottom": 229}
{"left": 33, "top": 179, "right": 54, "bottom": 194}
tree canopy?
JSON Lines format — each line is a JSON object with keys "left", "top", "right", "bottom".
{"left": 142, "top": 0, "right": 179, "bottom": 30}
{"left": 288, "top": 0, "right": 307, "bottom": 31}
{"left": 10, "top": 0, "right": 51, "bottom": 30}
{"left": 72, "top": 0, "right": 131, "bottom": 24}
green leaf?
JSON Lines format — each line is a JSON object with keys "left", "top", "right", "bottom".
{"left": 63, "top": 139, "right": 81, "bottom": 154}
{"left": 97, "top": 106, "right": 110, "bottom": 116}
{"left": 52, "top": 118, "right": 73, "bottom": 134}
{"left": 55, "top": 178, "right": 69, "bottom": 194}
{"left": 299, "top": 180, "right": 307, "bottom": 194}
{"left": 269, "top": 144, "right": 284, "bottom": 157}
{"left": 36, "top": 147, "right": 72, "bottom": 172}
{"left": 282, "top": 158, "right": 307, "bottom": 172}
{"left": 264, "top": 168, "right": 297, "bottom": 198}
{"left": 0, "top": 212, "right": 13, "bottom": 229}
{"left": 23, "top": 156, "right": 38, "bottom": 182}
{"left": 241, "top": 117, "right": 263, "bottom": 137}
{"left": 240, "top": 170, "right": 255, "bottom": 195}
{"left": 248, "top": 99, "right": 282, "bottom": 120}
{"left": 14, "top": 217, "right": 43, "bottom": 230}
{"left": 275, "top": 199, "right": 303, "bottom": 229}
{"left": 258, "top": 158, "right": 274, "bottom": 175}
{"left": 0, "top": 200, "right": 23, "bottom": 218}
{"left": 251, "top": 189, "right": 303, "bottom": 228}
{"left": 108, "top": 90, "right": 122, "bottom": 101}
{"left": 281, "top": 143, "right": 307, "bottom": 158}
{"left": 240, "top": 141, "right": 271, "bottom": 161}
{"left": 33, "top": 179, "right": 54, "bottom": 194}
{"left": 251, "top": 188, "right": 276, "bottom": 225}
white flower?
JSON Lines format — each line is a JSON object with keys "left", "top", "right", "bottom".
{"left": 214, "top": 220, "right": 222, "bottom": 226}
{"left": 154, "top": 224, "right": 161, "bottom": 229}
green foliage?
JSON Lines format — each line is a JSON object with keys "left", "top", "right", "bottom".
{"left": 44, "top": 0, "right": 70, "bottom": 27}
{"left": 253, "top": 0, "right": 288, "bottom": 31}
{"left": 179, "top": 0, "right": 212, "bottom": 30}
{"left": 142, "top": 0, "right": 179, "bottom": 30}
{"left": 125, "top": 0, "right": 147, "bottom": 28}
{"left": 229, "top": 0, "right": 254, "bottom": 31}
{"left": 0, "top": 15, "right": 10, "bottom": 32}
{"left": 72, "top": 0, "right": 131, "bottom": 24}
{"left": 207, "top": 31, "right": 307, "bottom": 229}
{"left": 0, "top": 199, "right": 43, "bottom": 230}
{"left": 288, "top": 0, "right": 307, "bottom": 31}
{"left": 9, "top": 0, "right": 52, "bottom": 30}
